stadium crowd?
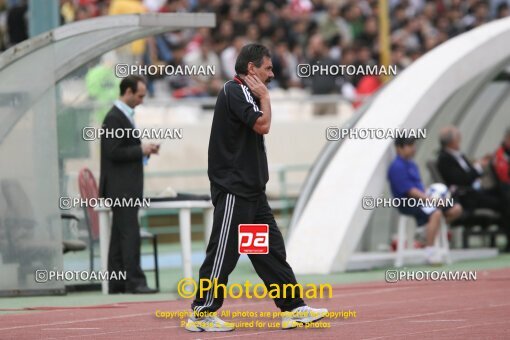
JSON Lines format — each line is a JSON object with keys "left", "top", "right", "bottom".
{"left": 1, "top": 0, "right": 509, "bottom": 99}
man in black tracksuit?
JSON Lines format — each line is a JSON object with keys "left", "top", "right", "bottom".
{"left": 187, "top": 44, "right": 327, "bottom": 333}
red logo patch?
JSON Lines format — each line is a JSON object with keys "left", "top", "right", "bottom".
{"left": 238, "top": 224, "right": 269, "bottom": 254}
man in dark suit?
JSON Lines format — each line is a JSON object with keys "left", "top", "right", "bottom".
{"left": 437, "top": 126, "right": 501, "bottom": 214}
{"left": 99, "top": 75, "right": 159, "bottom": 294}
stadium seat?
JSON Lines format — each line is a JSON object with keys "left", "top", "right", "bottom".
{"left": 0, "top": 179, "right": 86, "bottom": 288}
{"left": 78, "top": 168, "right": 159, "bottom": 290}
{"left": 61, "top": 213, "right": 87, "bottom": 253}
{"left": 451, "top": 209, "right": 503, "bottom": 248}
{"left": 394, "top": 214, "right": 451, "bottom": 267}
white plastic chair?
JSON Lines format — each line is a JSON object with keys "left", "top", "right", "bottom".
{"left": 394, "top": 215, "right": 451, "bottom": 267}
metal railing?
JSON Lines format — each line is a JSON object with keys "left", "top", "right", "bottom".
{"left": 140, "top": 93, "right": 353, "bottom": 108}
{"left": 142, "top": 163, "right": 310, "bottom": 233}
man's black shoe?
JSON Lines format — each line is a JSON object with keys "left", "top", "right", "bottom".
{"left": 128, "top": 286, "right": 158, "bottom": 294}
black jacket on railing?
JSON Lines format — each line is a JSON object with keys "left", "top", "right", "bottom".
{"left": 437, "top": 149, "right": 480, "bottom": 188}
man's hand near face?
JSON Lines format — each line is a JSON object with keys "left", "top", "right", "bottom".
{"left": 245, "top": 75, "right": 272, "bottom": 135}
{"left": 245, "top": 75, "right": 269, "bottom": 99}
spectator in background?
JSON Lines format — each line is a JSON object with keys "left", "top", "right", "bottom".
{"left": 337, "top": 46, "right": 357, "bottom": 102}
{"left": 62, "top": 0, "right": 101, "bottom": 22}
{"left": 447, "top": 6, "right": 466, "bottom": 36}
{"left": 496, "top": 2, "right": 510, "bottom": 19}
{"left": 318, "top": 4, "right": 343, "bottom": 45}
{"left": 388, "top": 137, "right": 462, "bottom": 264}
{"left": 493, "top": 127, "right": 510, "bottom": 185}
{"left": 392, "top": 18, "right": 423, "bottom": 53}
{"left": 492, "top": 127, "right": 510, "bottom": 251}
{"left": 256, "top": 11, "right": 274, "bottom": 40}
{"left": 143, "top": 0, "right": 166, "bottom": 12}
{"left": 304, "top": 33, "right": 338, "bottom": 115}
{"left": 60, "top": 0, "right": 75, "bottom": 24}
{"left": 352, "top": 74, "right": 381, "bottom": 109}
{"left": 109, "top": 0, "right": 147, "bottom": 64}
{"left": 85, "top": 52, "right": 120, "bottom": 124}
{"left": 221, "top": 36, "right": 246, "bottom": 79}
{"left": 464, "top": 1, "right": 490, "bottom": 29}
{"left": 342, "top": 3, "right": 364, "bottom": 40}
{"left": 6, "top": 0, "right": 27, "bottom": 47}
{"left": 0, "top": 0, "right": 7, "bottom": 51}
{"left": 351, "top": 41, "right": 380, "bottom": 105}
{"left": 167, "top": 42, "right": 192, "bottom": 97}
{"left": 184, "top": 35, "right": 223, "bottom": 96}
{"left": 271, "top": 41, "right": 300, "bottom": 89}
{"left": 245, "top": 23, "right": 260, "bottom": 42}
{"left": 357, "top": 15, "right": 378, "bottom": 47}
{"left": 74, "top": 3, "right": 94, "bottom": 21}
{"left": 168, "top": 42, "right": 213, "bottom": 98}
{"left": 390, "top": 43, "right": 410, "bottom": 71}
{"left": 158, "top": 0, "right": 188, "bottom": 13}
{"left": 217, "top": 20, "right": 234, "bottom": 43}
{"left": 352, "top": 44, "right": 376, "bottom": 84}
{"left": 143, "top": 32, "right": 172, "bottom": 97}
{"left": 391, "top": 3, "right": 408, "bottom": 31}
{"left": 288, "top": 17, "right": 310, "bottom": 51}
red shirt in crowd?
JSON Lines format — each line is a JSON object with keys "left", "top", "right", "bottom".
{"left": 493, "top": 145, "right": 510, "bottom": 184}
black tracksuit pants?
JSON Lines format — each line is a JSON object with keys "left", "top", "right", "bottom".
{"left": 191, "top": 185, "right": 305, "bottom": 313}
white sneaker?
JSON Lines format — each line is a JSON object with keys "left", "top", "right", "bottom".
{"left": 425, "top": 246, "right": 443, "bottom": 266}
{"left": 281, "top": 305, "right": 328, "bottom": 329}
{"left": 185, "top": 315, "right": 235, "bottom": 332}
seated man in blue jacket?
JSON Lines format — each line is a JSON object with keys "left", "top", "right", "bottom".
{"left": 388, "top": 137, "right": 462, "bottom": 264}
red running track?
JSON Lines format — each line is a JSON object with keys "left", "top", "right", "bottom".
{"left": 1, "top": 268, "right": 509, "bottom": 339}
